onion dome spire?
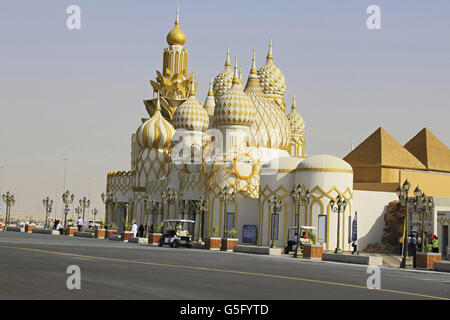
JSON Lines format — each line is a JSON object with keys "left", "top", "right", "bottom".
{"left": 136, "top": 93, "right": 175, "bottom": 149}
{"left": 173, "top": 75, "right": 209, "bottom": 131}
{"left": 244, "top": 50, "right": 291, "bottom": 150}
{"left": 215, "top": 57, "right": 256, "bottom": 126}
{"left": 287, "top": 95, "right": 305, "bottom": 136}
{"left": 213, "top": 48, "right": 234, "bottom": 98}
{"left": 166, "top": 2, "right": 186, "bottom": 46}
{"left": 204, "top": 76, "right": 216, "bottom": 117}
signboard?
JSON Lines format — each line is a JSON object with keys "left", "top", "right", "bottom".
{"left": 242, "top": 225, "right": 257, "bottom": 244}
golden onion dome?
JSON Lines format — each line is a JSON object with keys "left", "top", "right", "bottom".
{"left": 245, "top": 50, "right": 291, "bottom": 150}
{"left": 257, "top": 38, "right": 287, "bottom": 109}
{"left": 287, "top": 96, "right": 305, "bottom": 136}
{"left": 173, "top": 76, "right": 209, "bottom": 131}
{"left": 213, "top": 48, "right": 234, "bottom": 98}
{"left": 215, "top": 57, "right": 256, "bottom": 126}
{"left": 136, "top": 94, "right": 175, "bottom": 149}
{"left": 166, "top": 5, "right": 186, "bottom": 46}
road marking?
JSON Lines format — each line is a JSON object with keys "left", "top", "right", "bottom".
{"left": 0, "top": 244, "right": 448, "bottom": 300}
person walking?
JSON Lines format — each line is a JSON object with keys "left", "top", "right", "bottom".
{"left": 76, "top": 217, "right": 83, "bottom": 232}
{"left": 131, "top": 222, "right": 138, "bottom": 238}
{"left": 351, "top": 240, "right": 358, "bottom": 255}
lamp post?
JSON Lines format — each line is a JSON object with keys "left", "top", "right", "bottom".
{"left": 161, "top": 187, "right": 177, "bottom": 220}
{"left": 101, "top": 191, "right": 114, "bottom": 227}
{"left": 291, "top": 184, "right": 311, "bottom": 258}
{"left": 195, "top": 196, "right": 208, "bottom": 242}
{"left": 42, "top": 197, "right": 54, "bottom": 229}
{"left": 396, "top": 179, "right": 414, "bottom": 268}
{"left": 62, "top": 190, "right": 74, "bottom": 229}
{"left": 329, "top": 195, "right": 347, "bottom": 254}
{"left": 92, "top": 208, "right": 98, "bottom": 227}
{"left": 2, "top": 191, "right": 15, "bottom": 228}
{"left": 269, "top": 196, "right": 283, "bottom": 248}
{"left": 219, "top": 186, "right": 236, "bottom": 239}
{"left": 75, "top": 206, "right": 82, "bottom": 219}
{"left": 79, "top": 196, "right": 90, "bottom": 222}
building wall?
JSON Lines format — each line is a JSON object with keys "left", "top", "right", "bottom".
{"left": 352, "top": 190, "right": 397, "bottom": 251}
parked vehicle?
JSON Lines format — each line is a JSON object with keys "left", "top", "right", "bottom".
{"left": 158, "top": 219, "right": 195, "bottom": 248}
{"left": 284, "top": 226, "right": 316, "bottom": 254}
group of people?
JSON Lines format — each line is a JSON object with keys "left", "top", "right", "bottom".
{"left": 407, "top": 233, "right": 440, "bottom": 256}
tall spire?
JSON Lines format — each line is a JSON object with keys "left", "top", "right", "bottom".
{"left": 250, "top": 49, "right": 257, "bottom": 75}
{"left": 208, "top": 76, "right": 214, "bottom": 96}
{"left": 190, "top": 75, "right": 196, "bottom": 96}
{"left": 233, "top": 57, "right": 240, "bottom": 84}
{"left": 176, "top": 1, "right": 180, "bottom": 25}
{"left": 166, "top": 2, "right": 186, "bottom": 46}
{"left": 239, "top": 65, "right": 243, "bottom": 84}
{"left": 225, "top": 48, "right": 231, "bottom": 67}
{"left": 267, "top": 36, "right": 273, "bottom": 60}
{"left": 292, "top": 95, "right": 296, "bottom": 112}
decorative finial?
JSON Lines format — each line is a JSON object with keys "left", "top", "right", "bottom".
{"left": 267, "top": 36, "right": 273, "bottom": 60}
{"left": 250, "top": 49, "right": 257, "bottom": 75}
{"left": 156, "top": 92, "right": 161, "bottom": 112}
{"left": 208, "top": 76, "right": 214, "bottom": 96}
{"left": 176, "top": 1, "right": 180, "bottom": 25}
{"left": 225, "top": 48, "right": 231, "bottom": 67}
{"left": 233, "top": 57, "right": 240, "bottom": 84}
{"left": 292, "top": 95, "right": 296, "bottom": 112}
{"left": 190, "top": 75, "right": 196, "bottom": 96}
{"left": 239, "top": 65, "right": 243, "bottom": 83}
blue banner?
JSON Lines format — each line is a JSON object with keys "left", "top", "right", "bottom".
{"left": 351, "top": 212, "right": 357, "bottom": 242}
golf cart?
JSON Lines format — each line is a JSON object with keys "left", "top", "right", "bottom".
{"left": 284, "top": 226, "right": 316, "bottom": 254}
{"left": 158, "top": 219, "right": 195, "bottom": 248}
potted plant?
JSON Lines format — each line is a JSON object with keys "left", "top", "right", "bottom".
{"left": 205, "top": 226, "right": 222, "bottom": 250}
{"left": 122, "top": 219, "right": 136, "bottom": 242}
{"left": 148, "top": 222, "right": 164, "bottom": 245}
{"left": 416, "top": 243, "right": 442, "bottom": 269}
{"left": 106, "top": 223, "right": 118, "bottom": 239}
{"left": 302, "top": 231, "right": 323, "bottom": 259}
{"left": 221, "top": 228, "right": 239, "bottom": 252}
{"left": 94, "top": 221, "right": 106, "bottom": 239}
{"left": 25, "top": 223, "right": 36, "bottom": 233}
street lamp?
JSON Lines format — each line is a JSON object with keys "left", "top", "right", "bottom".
{"left": 195, "top": 196, "right": 208, "bottom": 242}
{"left": 161, "top": 187, "right": 177, "bottom": 220}
{"left": 101, "top": 191, "right": 114, "bottom": 226}
{"left": 42, "top": 197, "right": 54, "bottom": 229}
{"left": 79, "top": 196, "right": 90, "bottom": 222}
{"left": 329, "top": 195, "right": 347, "bottom": 254}
{"left": 92, "top": 208, "right": 98, "bottom": 226}
{"left": 219, "top": 186, "right": 236, "bottom": 239}
{"left": 291, "top": 184, "right": 311, "bottom": 258}
{"left": 75, "top": 206, "right": 82, "bottom": 219}
{"left": 62, "top": 190, "right": 75, "bottom": 229}
{"left": 2, "top": 191, "right": 15, "bottom": 228}
{"left": 269, "top": 196, "right": 283, "bottom": 248}
{"left": 396, "top": 179, "right": 414, "bottom": 268}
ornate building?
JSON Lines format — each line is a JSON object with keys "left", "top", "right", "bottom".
{"left": 105, "top": 7, "right": 358, "bottom": 252}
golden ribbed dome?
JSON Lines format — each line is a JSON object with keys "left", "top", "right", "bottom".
{"left": 213, "top": 48, "right": 233, "bottom": 98}
{"left": 245, "top": 50, "right": 291, "bottom": 150}
{"left": 257, "top": 38, "right": 286, "bottom": 109}
{"left": 173, "top": 77, "right": 209, "bottom": 131}
{"left": 136, "top": 94, "right": 175, "bottom": 149}
{"left": 166, "top": 5, "right": 186, "bottom": 46}
{"left": 215, "top": 57, "right": 256, "bottom": 126}
{"left": 287, "top": 96, "right": 305, "bottom": 135}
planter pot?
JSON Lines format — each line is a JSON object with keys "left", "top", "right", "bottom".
{"left": 205, "top": 237, "right": 222, "bottom": 250}
{"left": 148, "top": 233, "right": 162, "bottom": 245}
{"left": 221, "top": 238, "right": 239, "bottom": 252}
{"left": 25, "top": 225, "right": 36, "bottom": 233}
{"left": 122, "top": 231, "right": 135, "bottom": 242}
{"left": 303, "top": 244, "right": 324, "bottom": 259}
{"left": 0, "top": 223, "right": 3, "bottom": 231}
{"left": 67, "top": 227, "right": 78, "bottom": 236}
{"left": 416, "top": 252, "right": 442, "bottom": 269}
{"left": 94, "top": 229, "right": 106, "bottom": 239}
{"left": 105, "top": 230, "right": 118, "bottom": 239}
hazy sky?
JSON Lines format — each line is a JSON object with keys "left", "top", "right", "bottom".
{"left": 1, "top": 0, "right": 449, "bottom": 219}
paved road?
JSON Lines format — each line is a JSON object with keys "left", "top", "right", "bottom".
{"left": 0, "top": 231, "right": 449, "bottom": 300}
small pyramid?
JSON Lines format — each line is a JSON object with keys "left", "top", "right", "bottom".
{"left": 344, "top": 127, "right": 426, "bottom": 170}
{"left": 404, "top": 128, "right": 450, "bottom": 173}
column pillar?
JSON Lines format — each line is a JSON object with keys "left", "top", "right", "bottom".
{"left": 194, "top": 209, "right": 200, "bottom": 241}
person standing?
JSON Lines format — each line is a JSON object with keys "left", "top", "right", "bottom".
{"left": 131, "top": 222, "right": 138, "bottom": 237}
{"left": 351, "top": 240, "right": 358, "bottom": 255}
{"left": 432, "top": 235, "right": 440, "bottom": 253}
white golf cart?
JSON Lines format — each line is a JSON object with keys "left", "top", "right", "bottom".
{"left": 284, "top": 226, "right": 316, "bottom": 254}
{"left": 158, "top": 219, "right": 195, "bottom": 248}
